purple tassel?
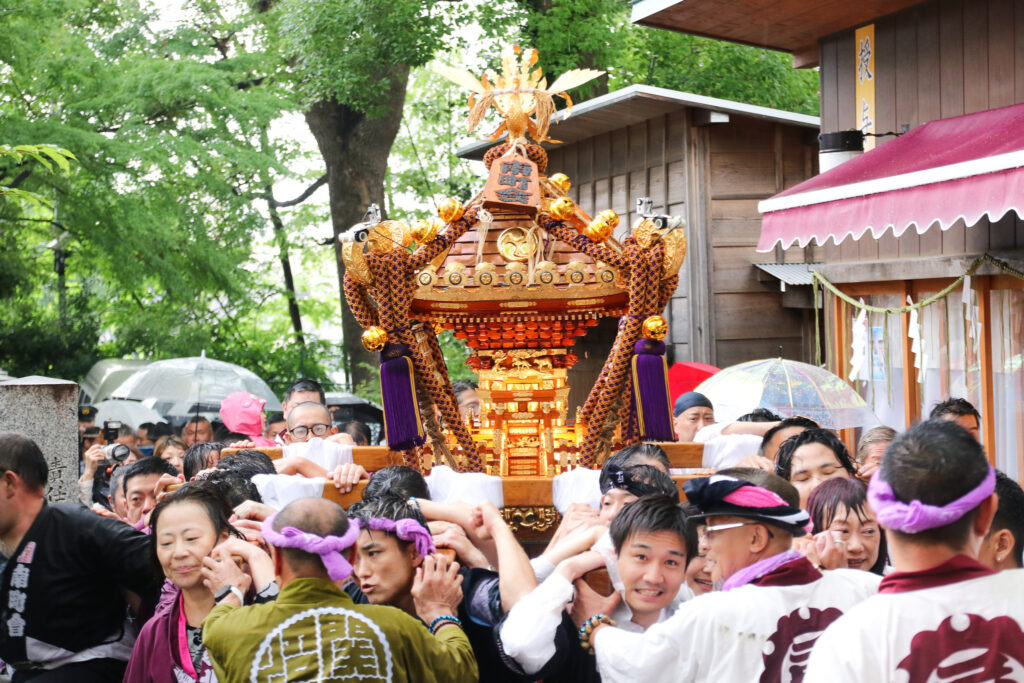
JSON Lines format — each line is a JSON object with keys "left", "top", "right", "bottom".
{"left": 379, "top": 343, "right": 426, "bottom": 450}
{"left": 631, "top": 340, "right": 674, "bottom": 441}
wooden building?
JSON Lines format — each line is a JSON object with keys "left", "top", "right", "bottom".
{"left": 632, "top": 0, "right": 1024, "bottom": 478}
{"left": 459, "top": 84, "right": 821, "bottom": 407}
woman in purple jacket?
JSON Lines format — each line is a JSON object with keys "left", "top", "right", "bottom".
{"left": 123, "top": 481, "right": 274, "bottom": 682}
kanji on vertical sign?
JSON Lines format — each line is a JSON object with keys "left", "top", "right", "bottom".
{"left": 483, "top": 153, "right": 540, "bottom": 215}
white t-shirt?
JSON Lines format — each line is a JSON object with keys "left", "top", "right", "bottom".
{"left": 694, "top": 422, "right": 764, "bottom": 469}
{"left": 592, "top": 560, "right": 880, "bottom": 683}
{"left": 805, "top": 561, "right": 1024, "bottom": 682}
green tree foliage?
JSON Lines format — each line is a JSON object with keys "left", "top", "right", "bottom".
{"left": 0, "top": 0, "right": 338, "bottom": 390}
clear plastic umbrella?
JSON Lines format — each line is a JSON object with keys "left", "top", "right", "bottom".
{"left": 693, "top": 358, "right": 879, "bottom": 429}
{"left": 109, "top": 355, "right": 282, "bottom": 417}
{"left": 93, "top": 399, "right": 167, "bottom": 430}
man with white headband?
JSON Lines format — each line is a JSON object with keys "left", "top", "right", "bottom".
{"left": 573, "top": 472, "right": 879, "bottom": 682}
{"left": 201, "top": 497, "right": 477, "bottom": 682}
{"left": 806, "top": 419, "right": 1024, "bottom": 681}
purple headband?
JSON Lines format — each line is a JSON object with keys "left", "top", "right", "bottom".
{"left": 261, "top": 514, "right": 361, "bottom": 581}
{"left": 867, "top": 466, "right": 996, "bottom": 534}
{"left": 363, "top": 517, "right": 436, "bottom": 559}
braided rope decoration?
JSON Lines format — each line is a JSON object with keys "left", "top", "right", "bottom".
{"left": 543, "top": 217, "right": 673, "bottom": 467}
{"left": 343, "top": 208, "right": 485, "bottom": 472}
{"left": 483, "top": 141, "right": 549, "bottom": 173}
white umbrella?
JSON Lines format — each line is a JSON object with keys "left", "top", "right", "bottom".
{"left": 694, "top": 358, "right": 880, "bottom": 429}
{"left": 110, "top": 355, "right": 282, "bottom": 417}
{"left": 93, "top": 399, "right": 167, "bottom": 430}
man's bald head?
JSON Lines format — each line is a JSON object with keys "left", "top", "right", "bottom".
{"left": 273, "top": 498, "right": 350, "bottom": 575}
{"left": 285, "top": 402, "right": 335, "bottom": 443}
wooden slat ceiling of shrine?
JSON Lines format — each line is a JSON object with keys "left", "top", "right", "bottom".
{"left": 631, "top": 0, "right": 924, "bottom": 56}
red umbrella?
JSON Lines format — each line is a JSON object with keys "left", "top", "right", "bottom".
{"left": 668, "top": 362, "right": 720, "bottom": 404}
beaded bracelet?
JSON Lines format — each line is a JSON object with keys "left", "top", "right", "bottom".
{"left": 578, "top": 613, "right": 616, "bottom": 654}
{"left": 429, "top": 615, "right": 462, "bottom": 634}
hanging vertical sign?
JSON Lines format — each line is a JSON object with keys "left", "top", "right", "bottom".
{"left": 855, "top": 24, "right": 876, "bottom": 151}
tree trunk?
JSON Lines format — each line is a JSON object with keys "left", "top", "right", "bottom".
{"left": 305, "top": 65, "right": 411, "bottom": 391}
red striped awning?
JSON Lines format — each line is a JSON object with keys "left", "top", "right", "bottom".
{"left": 757, "top": 102, "right": 1024, "bottom": 252}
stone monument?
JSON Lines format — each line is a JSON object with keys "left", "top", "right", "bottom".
{"left": 0, "top": 376, "right": 79, "bottom": 502}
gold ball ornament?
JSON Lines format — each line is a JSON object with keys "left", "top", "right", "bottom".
{"left": 438, "top": 198, "right": 465, "bottom": 223}
{"left": 584, "top": 217, "right": 613, "bottom": 243}
{"left": 549, "top": 197, "right": 576, "bottom": 221}
{"left": 361, "top": 326, "right": 389, "bottom": 353}
{"left": 641, "top": 315, "right": 668, "bottom": 341}
{"left": 410, "top": 218, "right": 439, "bottom": 244}
{"left": 597, "top": 210, "right": 619, "bottom": 229}
{"left": 549, "top": 173, "right": 571, "bottom": 194}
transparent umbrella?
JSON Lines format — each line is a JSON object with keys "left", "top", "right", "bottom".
{"left": 110, "top": 355, "right": 282, "bottom": 417}
{"left": 94, "top": 399, "right": 167, "bottom": 430}
{"left": 693, "top": 358, "right": 879, "bottom": 429}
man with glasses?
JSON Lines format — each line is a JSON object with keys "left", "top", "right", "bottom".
{"left": 284, "top": 402, "right": 338, "bottom": 444}
{"left": 572, "top": 473, "right": 880, "bottom": 682}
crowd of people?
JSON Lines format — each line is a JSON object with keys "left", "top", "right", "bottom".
{"left": 0, "top": 377, "right": 1020, "bottom": 682}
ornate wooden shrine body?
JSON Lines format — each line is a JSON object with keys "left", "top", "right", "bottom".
{"left": 339, "top": 48, "right": 696, "bottom": 535}
{"left": 411, "top": 148, "right": 632, "bottom": 476}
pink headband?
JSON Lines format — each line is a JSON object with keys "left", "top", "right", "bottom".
{"left": 261, "top": 514, "right": 361, "bottom": 581}
{"left": 868, "top": 466, "right": 996, "bottom": 534}
{"left": 721, "top": 485, "right": 814, "bottom": 534}
{"left": 363, "top": 517, "right": 435, "bottom": 559}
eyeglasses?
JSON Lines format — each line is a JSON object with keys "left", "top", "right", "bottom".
{"left": 288, "top": 423, "right": 331, "bottom": 439}
{"left": 700, "top": 521, "right": 774, "bottom": 544}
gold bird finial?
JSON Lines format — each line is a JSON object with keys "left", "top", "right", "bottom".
{"left": 432, "top": 46, "right": 603, "bottom": 144}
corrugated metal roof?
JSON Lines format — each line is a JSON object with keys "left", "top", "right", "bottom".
{"left": 754, "top": 262, "right": 820, "bottom": 286}
{"left": 456, "top": 84, "right": 820, "bottom": 160}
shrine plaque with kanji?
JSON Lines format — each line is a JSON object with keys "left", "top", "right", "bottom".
{"left": 482, "top": 154, "right": 540, "bottom": 216}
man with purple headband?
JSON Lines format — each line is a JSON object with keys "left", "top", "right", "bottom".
{"left": 573, "top": 472, "right": 879, "bottom": 682}
{"left": 201, "top": 497, "right": 477, "bottom": 682}
{"left": 806, "top": 419, "right": 1024, "bottom": 682}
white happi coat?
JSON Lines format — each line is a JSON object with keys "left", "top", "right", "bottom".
{"left": 592, "top": 559, "right": 880, "bottom": 683}
{"left": 805, "top": 560, "right": 1024, "bottom": 682}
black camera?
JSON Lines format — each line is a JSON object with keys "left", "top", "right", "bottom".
{"left": 102, "top": 420, "right": 122, "bottom": 444}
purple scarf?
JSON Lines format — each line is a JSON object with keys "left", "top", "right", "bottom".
{"left": 721, "top": 550, "right": 804, "bottom": 591}
{"left": 868, "top": 466, "right": 996, "bottom": 533}
{"left": 261, "top": 513, "right": 361, "bottom": 581}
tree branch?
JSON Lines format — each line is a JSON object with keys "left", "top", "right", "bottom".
{"left": 269, "top": 174, "right": 328, "bottom": 208}
{"left": 6, "top": 168, "right": 32, "bottom": 189}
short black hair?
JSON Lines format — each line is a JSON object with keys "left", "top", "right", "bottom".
{"left": 149, "top": 481, "right": 243, "bottom": 569}
{"left": 451, "top": 380, "right": 478, "bottom": 396}
{"left": 284, "top": 378, "right": 326, "bottom": 405}
{"left": 806, "top": 477, "right": 888, "bottom": 575}
{"left": 600, "top": 443, "right": 671, "bottom": 487}
{"left": 121, "top": 457, "right": 178, "bottom": 496}
{"left": 610, "top": 495, "right": 696, "bottom": 567}
{"left": 182, "top": 441, "right": 223, "bottom": 481}
{"left": 0, "top": 433, "right": 49, "bottom": 492}
{"left": 737, "top": 408, "right": 782, "bottom": 423}
{"left": 185, "top": 415, "right": 211, "bottom": 426}
{"left": 363, "top": 466, "right": 430, "bottom": 502}
{"left": 341, "top": 421, "right": 371, "bottom": 446}
{"left": 929, "top": 397, "right": 981, "bottom": 423}
{"left": 204, "top": 469, "right": 263, "bottom": 507}
{"left": 116, "top": 424, "right": 135, "bottom": 439}
{"left": 880, "top": 419, "right": 990, "bottom": 549}
{"left": 149, "top": 422, "right": 173, "bottom": 439}
{"left": 717, "top": 467, "right": 800, "bottom": 508}
{"left": 138, "top": 422, "right": 155, "bottom": 433}
{"left": 759, "top": 417, "right": 821, "bottom": 456}
{"left": 215, "top": 450, "right": 276, "bottom": 478}
{"left": 266, "top": 412, "right": 285, "bottom": 425}
{"left": 775, "top": 429, "right": 856, "bottom": 481}
{"left": 990, "top": 470, "right": 1024, "bottom": 568}
{"left": 274, "top": 498, "right": 350, "bottom": 572}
